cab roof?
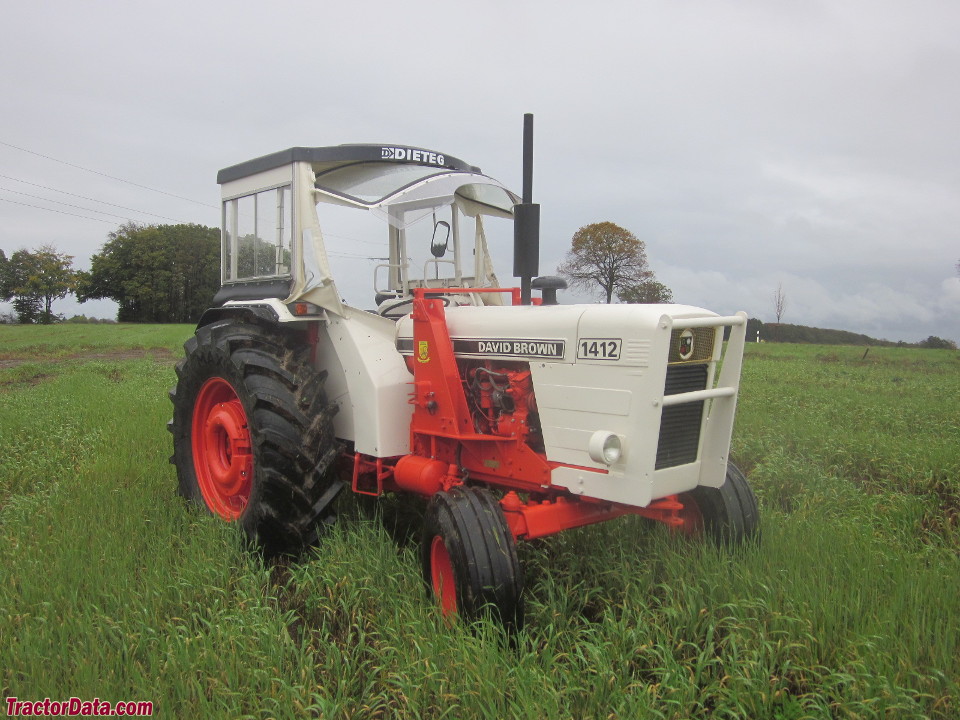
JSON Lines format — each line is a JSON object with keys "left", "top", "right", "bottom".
{"left": 217, "top": 144, "right": 478, "bottom": 184}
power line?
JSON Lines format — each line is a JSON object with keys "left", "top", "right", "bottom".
{"left": 323, "top": 231, "right": 383, "bottom": 248}
{"left": 0, "top": 197, "right": 117, "bottom": 225}
{"left": 0, "top": 139, "right": 217, "bottom": 209}
{"left": 327, "top": 253, "right": 380, "bottom": 260}
{"left": 0, "top": 173, "right": 185, "bottom": 222}
{"left": 0, "top": 186, "right": 140, "bottom": 222}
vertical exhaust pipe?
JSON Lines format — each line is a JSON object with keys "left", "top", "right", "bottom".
{"left": 513, "top": 113, "right": 540, "bottom": 305}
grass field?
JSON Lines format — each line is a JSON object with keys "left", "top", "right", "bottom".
{"left": 1, "top": 324, "right": 957, "bottom": 719}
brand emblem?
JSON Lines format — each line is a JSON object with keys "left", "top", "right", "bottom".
{"left": 417, "top": 340, "right": 430, "bottom": 364}
{"left": 381, "top": 147, "right": 445, "bottom": 166}
{"left": 678, "top": 329, "right": 695, "bottom": 360}
{"left": 454, "top": 338, "right": 565, "bottom": 360}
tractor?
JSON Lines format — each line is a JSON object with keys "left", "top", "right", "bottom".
{"left": 169, "top": 116, "right": 758, "bottom": 627}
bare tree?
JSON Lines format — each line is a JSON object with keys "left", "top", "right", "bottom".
{"left": 774, "top": 282, "right": 787, "bottom": 324}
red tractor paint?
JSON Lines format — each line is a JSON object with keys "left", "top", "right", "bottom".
{"left": 408, "top": 289, "right": 554, "bottom": 490}
{"left": 430, "top": 536, "right": 458, "bottom": 616}
{"left": 191, "top": 377, "right": 253, "bottom": 520}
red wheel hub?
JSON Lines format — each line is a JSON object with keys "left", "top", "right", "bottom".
{"left": 430, "top": 535, "right": 457, "bottom": 615}
{"left": 192, "top": 377, "right": 253, "bottom": 520}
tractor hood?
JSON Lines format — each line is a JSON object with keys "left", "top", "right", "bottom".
{"left": 395, "top": 303, "right": 721, "bottom": 365}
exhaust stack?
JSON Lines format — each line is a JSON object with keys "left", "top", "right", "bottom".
{"left": 513, "top": 113, "right": 540, "bottom": 305}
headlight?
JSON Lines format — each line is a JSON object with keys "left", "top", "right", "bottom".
{"left": 588, "top": 431, "right": 622, "bottom": 465}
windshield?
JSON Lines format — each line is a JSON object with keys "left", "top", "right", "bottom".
{"left": 455, "top": 182, "right": 518, "bottom": 214}
{"left": 314, "top": 164, "right": 519, "bottom": 232}
{"left": 314, "top": 163, "right": 448, "bottom": 204}
{"left": 309, "top": 164, "right": 518, "bottom": 308}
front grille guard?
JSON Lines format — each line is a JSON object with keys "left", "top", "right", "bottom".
{"left": 655, "top": 312, "right": 748, "bottom": 488}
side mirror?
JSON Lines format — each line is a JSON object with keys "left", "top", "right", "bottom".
{"left": 430, "top": 220, "right": 451, "bottom": 258}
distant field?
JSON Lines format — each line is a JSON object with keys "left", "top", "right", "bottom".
{"left": 1, "top": 325, "right": 957, "bottom": 719}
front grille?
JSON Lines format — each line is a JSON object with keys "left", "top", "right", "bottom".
{"left": 656, "top": 364, "right": 708, "bottom": 469}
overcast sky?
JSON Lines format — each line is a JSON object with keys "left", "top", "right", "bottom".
{"left": 2, "top": 0, "right": 958, "bottom": 343}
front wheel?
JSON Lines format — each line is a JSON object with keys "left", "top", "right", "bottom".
{"left": 680, "top": 462, "right": 760, "bottom": 546}
{"left": 169, "top": 318, "right": 342, "bottom": 556}
{"left": 421, "top": 486, "right": 524, "bottom": 629}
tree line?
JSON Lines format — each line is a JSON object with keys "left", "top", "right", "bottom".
{"left": 1, "top": 223, "right": 220, "bottom": 324}
{"left": 746, "top": 318, "right": 957, "bottom": 349}
{"left": 78, "top": 222, "right": 220, "bottom": 323}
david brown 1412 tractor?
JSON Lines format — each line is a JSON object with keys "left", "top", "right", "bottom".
{"left": 169, "top": 116, "right": 758, "bottom": 627}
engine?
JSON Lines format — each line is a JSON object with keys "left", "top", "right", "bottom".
{"left": 463, "top": 362, "right": 542, "bottom": 449}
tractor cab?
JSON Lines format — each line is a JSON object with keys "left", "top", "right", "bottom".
{"left": 215, "top": 145, "right": 519, "bottom": 318}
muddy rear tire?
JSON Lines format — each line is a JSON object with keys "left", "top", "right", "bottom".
{"left": 169, "top": 318, "right": 341, "bottom": 556}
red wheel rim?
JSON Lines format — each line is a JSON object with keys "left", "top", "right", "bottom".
{"left": 192, "top": 377, "right": 253, "bottom": 520}
{"left": 430, "top": 535, "right": 457, "bottom": 615}
{"left": 676, "top": 493, "right": 704, "bottom": 536}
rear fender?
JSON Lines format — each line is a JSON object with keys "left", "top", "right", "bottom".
{"left": 196, "top": 304, "right": 281, "bottom": 329}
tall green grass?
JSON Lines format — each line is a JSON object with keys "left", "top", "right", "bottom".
{"left": 0, "top": 323, "right": 191, "bottom": 365}
{"left": 735, "top": 343, "right": 960, "bottom": 551}
{"left": 0, "top": 327, "right": 957, "bottom": 718}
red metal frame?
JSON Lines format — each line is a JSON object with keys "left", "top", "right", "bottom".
{"left": 351, "top": 453, "right": 390, "bottom": 496}
{"left": 498, "top": 491, "right": 687, "bottom": 540}
{"left": 408, "top": 288, "right": 554, "bottom": 487}
{"left": 430, "top": 536, "right": 457, "bottom": 615}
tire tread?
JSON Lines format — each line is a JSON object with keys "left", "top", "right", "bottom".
{"left": 169, "top": 316, "right": 340, "bottom": 556}
{"left": 422, "top": 486, "right": 524, "bottom": 628}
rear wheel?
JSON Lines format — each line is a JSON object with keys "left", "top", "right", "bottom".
{"left": 421, "top": 486, "right": 524, "bottom": 629}
{"left": 169, "top": 318, "right": 342, "bottom": 556}
{"left": 191, "top": 375, "right": 253, "bottom": 519}
{"left": 681, "top": 462, "right": 759, "bottom": 546}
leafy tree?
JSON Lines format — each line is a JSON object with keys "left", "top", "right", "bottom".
{"left": 236, "top": 234, "right": 290, "bottom": 278}
{"left": 11, "top": 297, "right": 44, "bottom": 324}
{"left": 0, "top": 249, "right": 8, "bottom": 295}
{"left": 618, "top": 279, "right": 674, "bottom": 304}
{"left": 0, "top": 249, "right": 17, "bottom": 322}
{"left": 1, "top": 245, "right": 76, "bottom": 324}
{"left": 77, "top": 223, "right": 221, "bottom": 323}
{"left": 22, "top": 245, "right": 76, "bottom": 322}
{"left": 558, "top": 222, "right": 653, "bottom": 304}
{"left": 918, "top": 335, "right": 957, "bottom": 350}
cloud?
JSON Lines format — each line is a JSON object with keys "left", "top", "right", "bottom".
{"left": 656, "top": 265, "right": 959, "bottom": 343}
{"left": 938, "top": 277, "right": 960, "bottom": 313}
